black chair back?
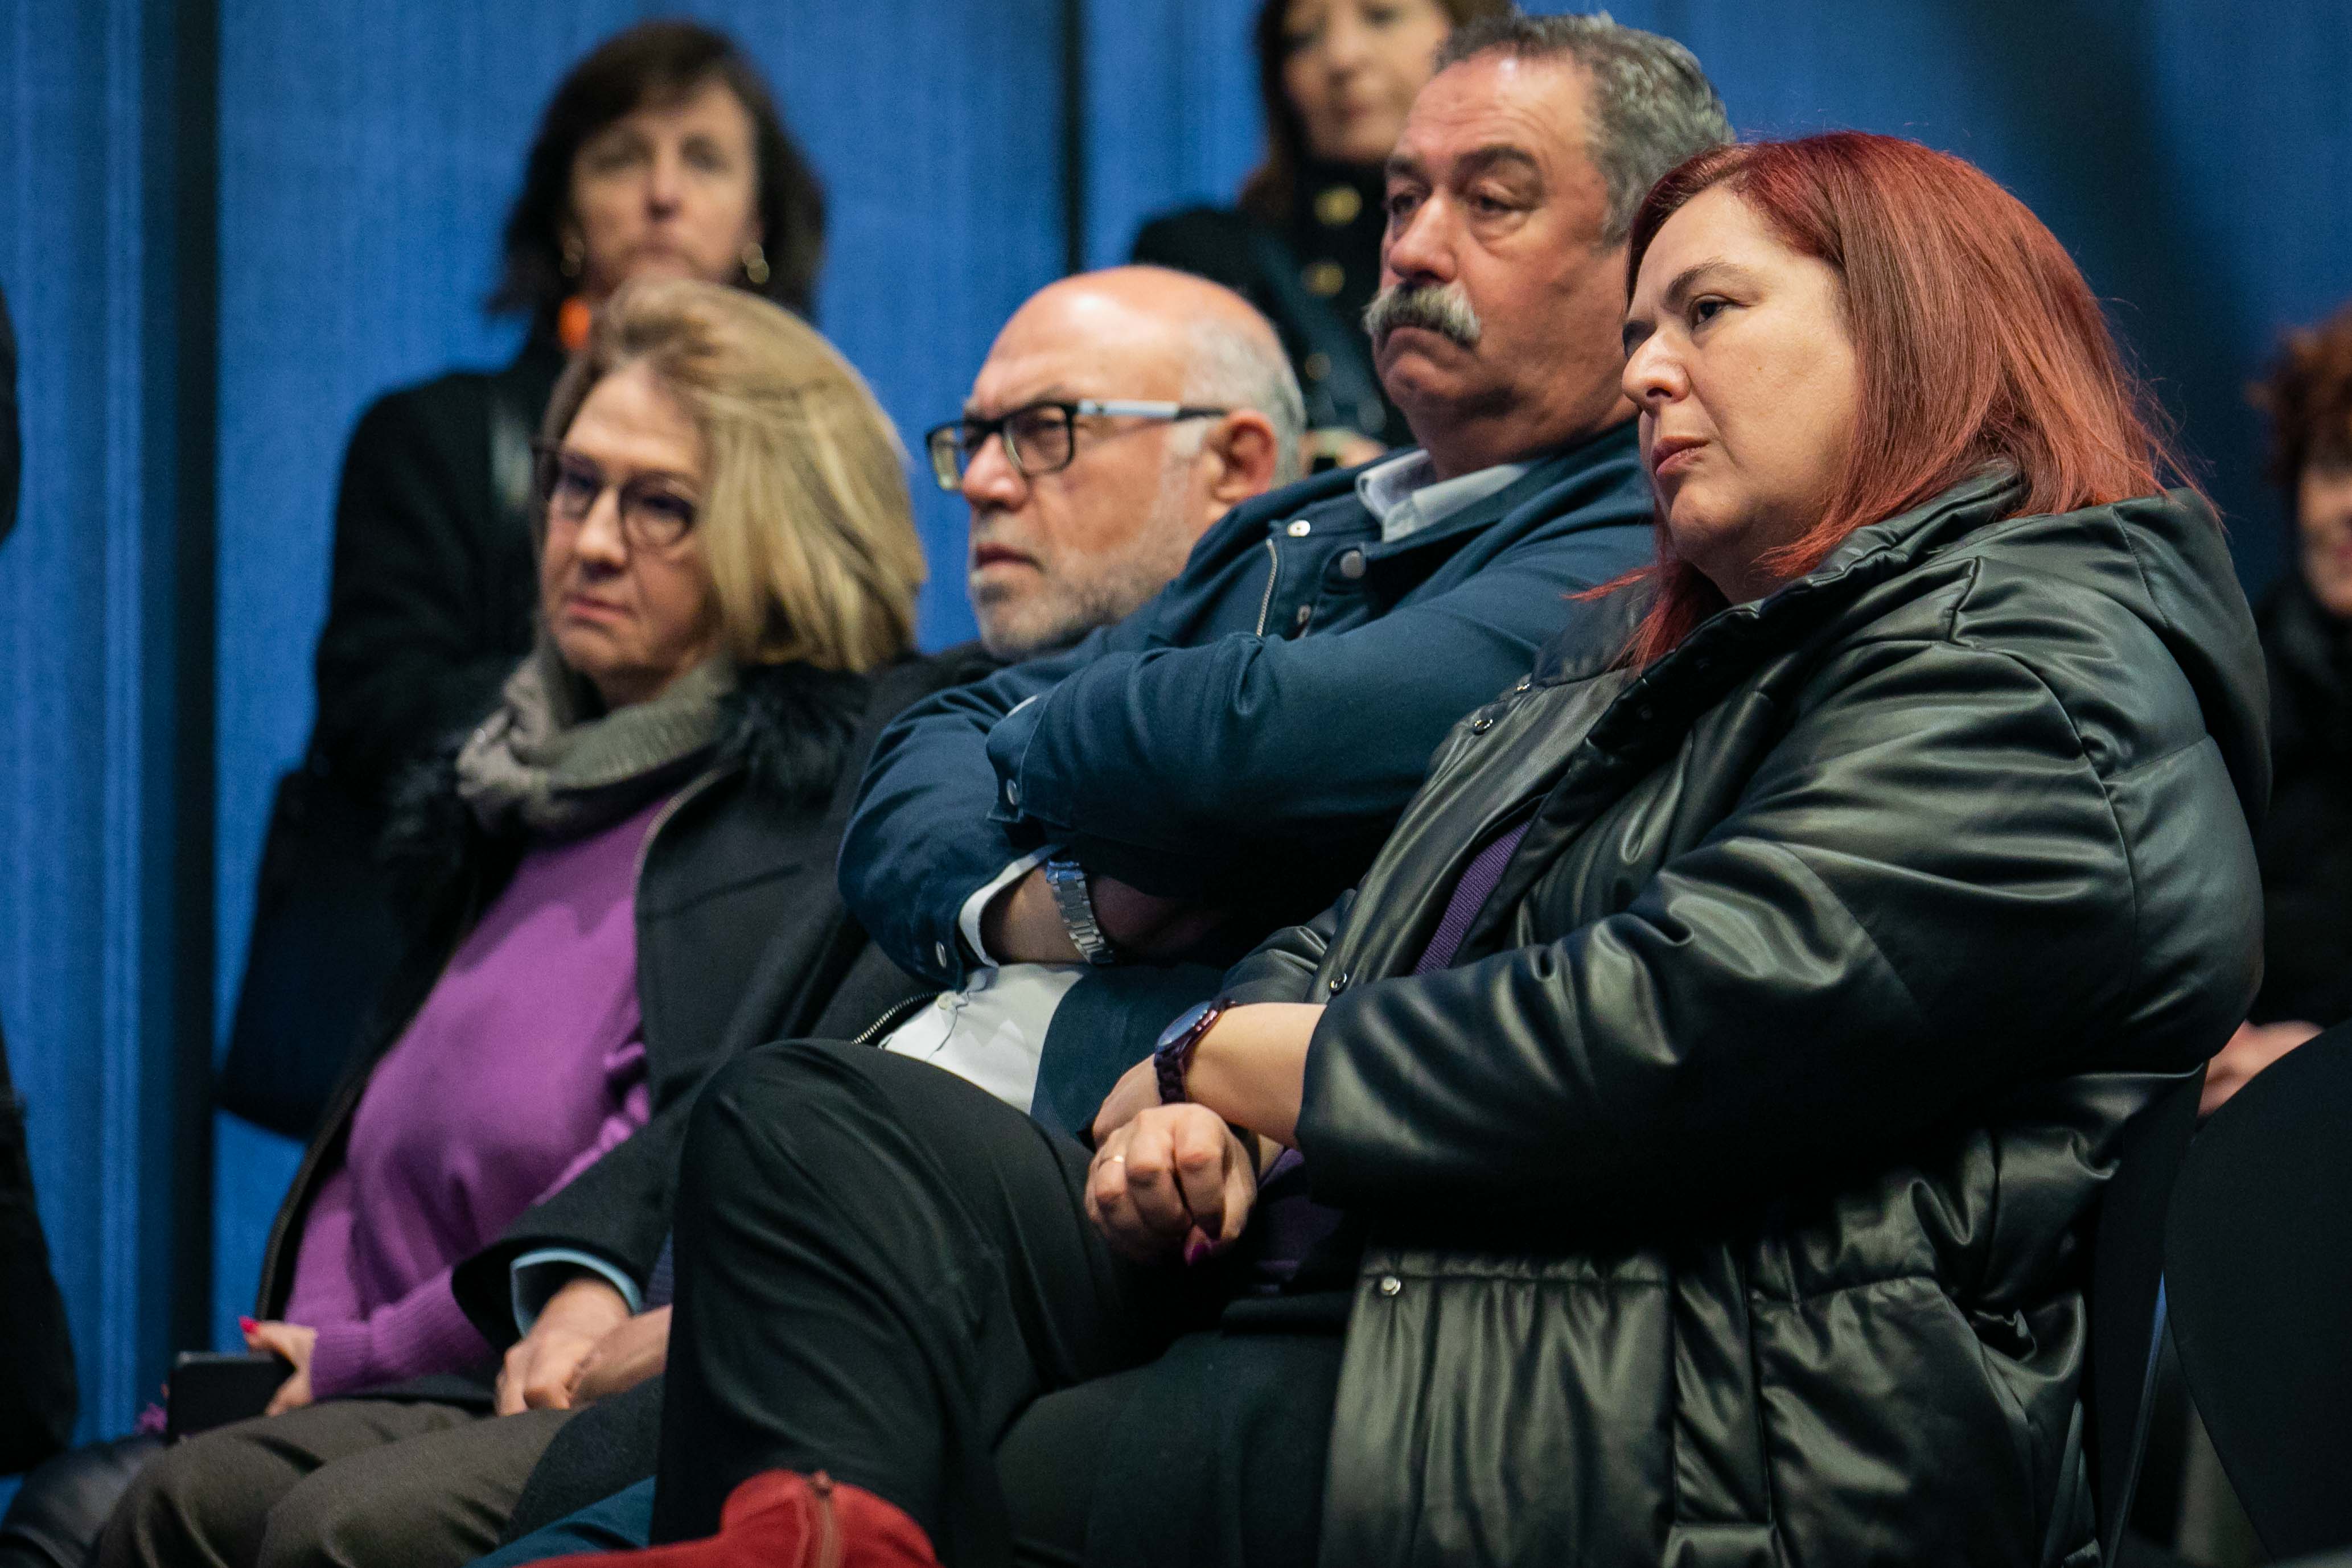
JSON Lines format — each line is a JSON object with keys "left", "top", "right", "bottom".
{"left": 2166, "top": 1020, "right": 2352, "bottom": 1561}
{"left": 2084, "top": 1068, "right": 2205, "bottom": 1562}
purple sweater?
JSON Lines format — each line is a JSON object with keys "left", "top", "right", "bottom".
{"left": 283, "top": 795, "right": 665, "bottom": 1398}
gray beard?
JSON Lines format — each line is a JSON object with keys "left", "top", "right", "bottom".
{"left": 976, "top": 447, "right": 1200, "bottom": 661}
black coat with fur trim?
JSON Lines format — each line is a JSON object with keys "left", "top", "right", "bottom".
{"left": 253, "top": 650, "right": 994, "bottom": 1352}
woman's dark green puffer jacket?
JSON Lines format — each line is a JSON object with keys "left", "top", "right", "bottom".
{"left": 1227, "top": 469, "right": 2269, "bottom": 1567}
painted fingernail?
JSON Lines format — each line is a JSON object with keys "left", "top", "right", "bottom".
{"left": 1183, "top": 1234, "right": 1212, "bottom": 1266}
{"left": 239, "top": 1316, "right": 257, "bottom": 1333}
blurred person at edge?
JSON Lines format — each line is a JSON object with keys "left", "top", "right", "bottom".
{"left": 3, "top": 279, "right": 945, "bottom": 1568}
{"left": 223, "top": 19, "right": 825, "bottom": 1139}
{"left": 1134, "top": 0, "right": 1512, "bottom": 466}
{"left": 569, "top": 127, "right": 2261, "bottom": 1568}
{"left": 2201, "top": 299, "right": 2352, "bottom": 1116}
{"left": 0, "top": 281, "right": 82, "bottom": 1481}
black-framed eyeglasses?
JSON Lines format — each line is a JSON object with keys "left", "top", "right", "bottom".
{"left": 922, "top": 399, "right": 1231, "bottom": 492}
{"left": 532, "top": 441, "right": 700, "bottom": 551}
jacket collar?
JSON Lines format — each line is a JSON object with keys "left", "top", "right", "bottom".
{"left": 1290, "top": 420, "right": 1644, "bottom": 553}
{"left": 1570, "top": 467, "right": 2028, "bottom": 758}
{"left": 384, "top": 658, "right": 871, "bottom": 911}
{"left": 1453, "top": 470, "right": 2035, "bottom": 966}
{"left": 1352, "top": 449, "right": 1533, "bottom": 542}
{"left": 1184, "top": 421, "right": 1644, "bottom": 586}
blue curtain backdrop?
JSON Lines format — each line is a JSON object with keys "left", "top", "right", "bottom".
{"left": 0, "top": 0, "right": 212, "bottom": 1460}
{"left": 0, "top": 0, "right": 2345, "bottom": 1448}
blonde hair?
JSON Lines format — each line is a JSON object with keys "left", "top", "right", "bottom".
{"left": 541, "top": 276, "right": 924, "bottom": 673}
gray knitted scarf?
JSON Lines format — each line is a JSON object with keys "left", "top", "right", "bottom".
{"left": 455, "top": 641, "right": 735, "bottom": 838}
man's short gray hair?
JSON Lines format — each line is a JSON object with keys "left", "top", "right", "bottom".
{"left": 1182, "top": 317, "right": 1307, "bottom": 486}
{"left": 1436, "top": 13, "right": 1731, "bottom": 246}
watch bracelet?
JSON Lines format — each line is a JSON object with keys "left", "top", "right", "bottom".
{"left": 1043, "top": 857, "right": 1117, "bottom": 966}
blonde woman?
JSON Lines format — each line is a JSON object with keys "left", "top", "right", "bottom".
{"left": 64, "top": 279, "right": 978, "bottom": 1568}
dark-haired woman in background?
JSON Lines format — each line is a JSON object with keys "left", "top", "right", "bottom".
{"left": 1132, "top": 0, "right": 1507, "bottom": 467}
{"left": 225, "top": 19, "right": 827, "bottom": 1138}
{"left": 575, "top": 132, "right": 2261, "bottom": 1568}
{"left": 2200, "top": 299, "right": 2352, "bottom": 1114}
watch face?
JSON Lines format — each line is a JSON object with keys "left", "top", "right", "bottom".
{"left": 1156, "top": 1000, "right": 1215, "bottom": 1053}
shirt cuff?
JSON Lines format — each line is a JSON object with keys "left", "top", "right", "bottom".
{"left": 511, "top": 1248, "right": 644, "bottom": 1335}
{"left": 957, "top": 849, "right": 1051, "bottom": 968}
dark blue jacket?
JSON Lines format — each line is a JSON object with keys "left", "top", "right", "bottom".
{"left": 841, "top": 420, "right": 1655, "bottom": 993}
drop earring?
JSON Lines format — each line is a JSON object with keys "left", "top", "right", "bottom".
{"left": 741, "top": 241, "right": 770, "bottom": 287}
{"left": 556, "top": 234, "right": 591, "bottom": 351}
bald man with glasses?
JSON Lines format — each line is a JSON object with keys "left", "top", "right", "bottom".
{"left": 924, "top": 269, "right": 1306, "bottom": 663}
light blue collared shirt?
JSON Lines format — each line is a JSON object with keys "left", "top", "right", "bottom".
{"left": 1354, "top": 450, "right": 1533, "bottom": 545}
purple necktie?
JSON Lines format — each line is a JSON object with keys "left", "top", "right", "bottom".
{"left": 1412, "top": 819, "right": 1533, "bottom": 974}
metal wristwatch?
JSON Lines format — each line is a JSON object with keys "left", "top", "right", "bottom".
{"left": 1152, "top": 996, "right": 1233, "bottom": 1105}
{"left": 1042, "top": 858, "right": 1117, "bottom": 966}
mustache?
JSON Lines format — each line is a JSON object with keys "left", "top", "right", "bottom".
{"left": 1363, "top": 281, "right": 1483, "bottom": 351}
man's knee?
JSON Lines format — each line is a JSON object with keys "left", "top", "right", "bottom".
{"left": 682, "top": 1040, "right": 887, "bottom": 1197}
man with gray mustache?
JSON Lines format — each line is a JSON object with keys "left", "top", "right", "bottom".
{"left": 843, "top": 14, "right": 1733, "bottom": 1131}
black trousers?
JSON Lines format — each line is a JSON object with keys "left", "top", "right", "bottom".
{"left": 655, "top": 1040, "right": 1343, "bottom": 1568}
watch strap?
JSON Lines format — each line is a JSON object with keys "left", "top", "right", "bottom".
{"left": 1043, "top": 858, "right": 1117, "bottom": 966}
{"left": 1154, "top": 997, "right": 1232, "bottom": 1105}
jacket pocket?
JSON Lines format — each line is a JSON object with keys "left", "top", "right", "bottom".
{"left": 1671, "top": 1240, "right": 1776, "bottom": 1533}
{"left": 1319, "top": 1248, "right": 1677, "bottom": 1568}
{"left": 1750, "top": 1274, "right": 2050, "bottom": 1567}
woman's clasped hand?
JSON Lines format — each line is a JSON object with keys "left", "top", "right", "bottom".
{"left": 1084, "top": 1105, "right": 1259, "bottom": 1265}
{"left": 1085, "top": 997, "right": 1323, "bottom": 1263}
{"left": 493, "top": 1278, "right": 635, "bottom": 1417}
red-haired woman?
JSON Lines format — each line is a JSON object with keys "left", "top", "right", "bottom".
{"left": 583, "top": 133, "right": 2266, "bottom": 1568}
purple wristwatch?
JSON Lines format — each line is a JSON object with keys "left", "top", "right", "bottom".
{"left": 1152, "top": 997, "right": 1233, "bottom": 1105}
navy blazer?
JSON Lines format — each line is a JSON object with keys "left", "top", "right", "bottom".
{"left": 840, "top": 419, "right": 1656, "bottom": 994}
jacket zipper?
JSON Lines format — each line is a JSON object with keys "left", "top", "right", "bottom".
{"left": 257, "top": 763, "right": 729, "bottom": 1316}
{"left": 809, "top": 1472, "right": 844, "bottom": 1568}
{"left": 1252, "top": 537, "right": 1280, "bottom": 635}
{"left": 849, "top": 989, "right": 937, "bottom": 1048}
